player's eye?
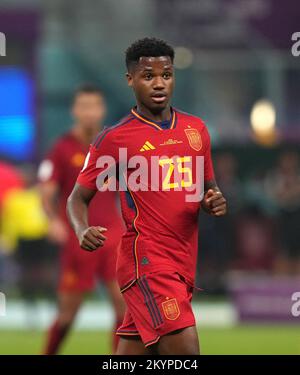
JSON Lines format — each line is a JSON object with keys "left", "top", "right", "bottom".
{"left": 163, "top": 72, "right": 171, "bottom": 79}
{"left": 144, "top": 73, "right": 152, "bottom": 80}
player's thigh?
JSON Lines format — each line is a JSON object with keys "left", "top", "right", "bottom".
{"left": 116, "top": 336, "right": 157, "bottom": 355}
{"left": 156, "top": 326, "right": 200, "bottom": 355}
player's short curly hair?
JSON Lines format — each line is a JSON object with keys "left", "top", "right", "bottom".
{"left": 125, "top": 37, "right": 175, "bottom": 70}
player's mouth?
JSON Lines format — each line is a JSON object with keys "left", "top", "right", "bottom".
{"left": 151, "top": 92, "right": 167, "bottom": 104}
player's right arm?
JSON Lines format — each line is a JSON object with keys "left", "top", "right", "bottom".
{"left": 67, "top": 130, "right": 117, "bottom": 251}
{"left": 67, "top": 183, "right": 107, "bottom": 251}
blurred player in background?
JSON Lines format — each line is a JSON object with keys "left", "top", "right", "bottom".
{"left": 38, "top": 84, "right": 125, "bottom": 354}
{"left": 67, "top": 38, "right": 227, "bottom": 355}
{"left": 1, "top": 164, "right": 53, "bottom": 329}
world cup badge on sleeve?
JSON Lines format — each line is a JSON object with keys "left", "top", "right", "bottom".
{"left": 162, "top": 298, "right": 180, "bottom": 320}
{"left": 184, "top": 128, "right": 202, "bottom": 151}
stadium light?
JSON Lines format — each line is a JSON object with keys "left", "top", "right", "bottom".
{"left": 174, "top": 46, "right": 194, "bottom": 69}
{"left": 250, "top": 99, "right": 277, "bottom": 146}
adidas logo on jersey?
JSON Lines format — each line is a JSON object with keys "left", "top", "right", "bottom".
{"left": 141, "top": 256, "right": 150, "bottom": 265}
{"left": 140, "top": 141, "right": 156, "bottom": 152}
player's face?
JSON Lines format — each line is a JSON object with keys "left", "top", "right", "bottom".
{"left": 127, "top": 56, "right": 174, "bottom": 113}
{"left": 72, "top": 93, "right": 106, "bottom": 130}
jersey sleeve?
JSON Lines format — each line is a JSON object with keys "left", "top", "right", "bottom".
{"left": 77, "top": 130, "right": 117, "bottom": 191}
{"left": 202, "top": 125, "right": 215, "bottom": 183}
{"left": 37, "top": 142, "right": 65, "bottom": 185}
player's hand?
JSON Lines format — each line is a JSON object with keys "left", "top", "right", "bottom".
{"left": 48, "top": 218, "right": 69, "bottom": 245}
{"left": 78, "top": 226, "right": 107, "bottom": 251}
{"left": 202, "top": 189, "right": 227, "bottom": 216}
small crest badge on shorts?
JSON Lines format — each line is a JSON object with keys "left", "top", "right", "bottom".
{"left": 162, "top": 298, "right": 180, "bottom": 320}
{"left": 184, "top": 128, "right": 202, "bottom": 151}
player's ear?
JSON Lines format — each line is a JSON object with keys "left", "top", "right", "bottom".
{"left": 126, "top": 72, "right": 133, "bottom": 87}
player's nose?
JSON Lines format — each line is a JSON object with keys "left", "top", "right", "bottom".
{"left": 152, "top": 76, "right": 165, "bottom": 90}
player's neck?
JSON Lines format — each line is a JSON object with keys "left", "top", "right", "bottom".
{"left": 136, "top": 104, "right": 171, "bottom": 122}
{"left": 71, "top": 124, "right": 100, "bottom": 146}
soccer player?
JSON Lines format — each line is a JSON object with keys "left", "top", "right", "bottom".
{"left": 67, "top": 39, "right": 227, "bottom": 355}
{"left": 38, "top": 84, "right": 125, "bottom": 354}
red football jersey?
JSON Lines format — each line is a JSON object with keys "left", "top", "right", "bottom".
{"left": 77, "top": 108, "right": 215, "bottom": 291}
{"left": 38, "top": 132, "right": 123, "bottom": 229}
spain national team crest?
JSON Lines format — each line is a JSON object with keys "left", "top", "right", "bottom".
{"left": 184, "top": 128, "right": 202, "bottom": 151}
{"left": 162, "top": 298, "right": 180, "bottom": 320}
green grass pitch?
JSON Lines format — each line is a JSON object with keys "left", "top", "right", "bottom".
{"left": 0, "top": 326, "right": 299, "bottom": 354}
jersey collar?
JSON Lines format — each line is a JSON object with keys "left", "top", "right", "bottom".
{"left": 131, "top": 106, "right": 176, "bottom": 131}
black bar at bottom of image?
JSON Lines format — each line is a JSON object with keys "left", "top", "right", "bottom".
{"left": 0, "top": 355, "right": 299, "bottom": 373}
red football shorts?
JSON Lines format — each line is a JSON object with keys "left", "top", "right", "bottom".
{"left": 58, "top": 228, "right": 121, "bottom": 292}
{"left": 116, "top": 270, "right": 196, "bottom": 347}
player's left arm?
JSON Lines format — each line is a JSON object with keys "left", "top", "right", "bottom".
{"left": 200, "top": 125, "right": 227, "bottom": 216}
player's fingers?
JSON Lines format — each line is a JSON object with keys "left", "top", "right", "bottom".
{"left": 93, "top": 226, "right": 107, "bottom": 234}
{"left": 206, "top": 191, "right": 222, "bottom": 203}
{"left": 88, "top": 233, "right": 107, "bottom": 243}
{"left": 81, "top": 232, "right": 104, "bottom": 249}
{"left": 96, "top": 226, "right": 107, "bottom": 232}
{"left": 210, "top": 197, "right": 226, "bottom": 208}
{"left": 205, "top": 189, "right": 215, "bottom": 198}
{"left": 81, "top": 245, "right": 94, "bottom": 251}
{"left": 85, "top": 233, "right": 105, "bottom": 247}
{"left": 214, "top": 210, "right": 226, "bottom": 216}
{"left": 211, "top": 201, "right": 226, "bottom": 210}
{"left": 83, "top": 236, "right": 106, "bottom": 250}
{"left": 90, "top": 227, "right": 107, "bottom": 241}
{"left": 211, "top": 204, "right": 227, "bottom": 216}
{"left": 81, "top": 239, "right": 97, "bottom": 251}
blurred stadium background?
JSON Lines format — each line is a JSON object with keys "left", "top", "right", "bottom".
{"left": 0, "top": 0, "right": 299, "bottom": 354}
